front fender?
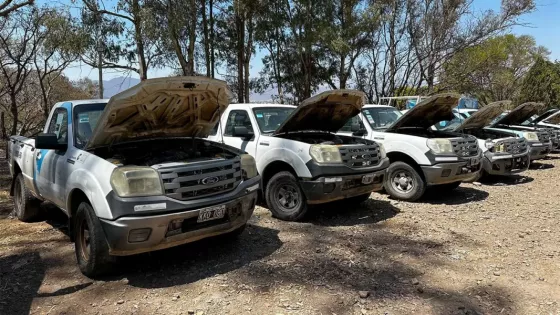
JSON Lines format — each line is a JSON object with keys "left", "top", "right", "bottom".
{"left": 258, "top": 147, "right": 312, "bottom": 178}
{"left": 65, "top": 168, "right": 115, "bottom": 220}
{"left": 384, "top": 140, "right": 432, "bottom": 165}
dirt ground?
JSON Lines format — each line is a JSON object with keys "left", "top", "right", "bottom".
{"left": 0, "top": 154, "right": 559, "bottom": 315}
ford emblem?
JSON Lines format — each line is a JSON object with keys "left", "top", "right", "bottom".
{"left": 201, "top": 176, "right": 219, "bottom": 185}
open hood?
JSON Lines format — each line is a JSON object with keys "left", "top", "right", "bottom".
{"left": 454, "top": 101, "right": 510, "bottom": 131}
{"left": 385, "top": 93, "right": 460, "bottom": 131}
{"left": 491, "top": 102, "right": 544, "bottom": 126}
{"left": 533, "top": 108, "right": 559, "bottom": 124}
{"left": 85, "top": 77, "right": 232, "bottom": 149}
{"left": 273, "top": 90, "right": 365, "bottom": 134}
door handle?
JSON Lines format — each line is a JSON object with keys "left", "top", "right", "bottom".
{"left": 36, "top": 152, "right": 42, "bottom": 160}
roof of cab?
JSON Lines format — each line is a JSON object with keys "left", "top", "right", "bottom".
{"left": 54, "top": 99, "right": 109, "bottom": 108}
{"left": 229, "top": 103, "right": 296, "bottom": 109}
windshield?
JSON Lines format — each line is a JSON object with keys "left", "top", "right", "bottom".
{"left": 491, "top": 112, "right": 507, "bottom": 125}
{"left": 433, "top": 113, "right": 465, "bottom": 131}
{"left": 253, "top": 107, "right": 295, "bottom": 133}
{"left": 521, "top": 114, "right": 539, "bottom": 126}
{"left": 73, "top": 103, "right": 106, "bottom": 149}
{"left": 362, "top": 107, "right": 403, "bottom": 129}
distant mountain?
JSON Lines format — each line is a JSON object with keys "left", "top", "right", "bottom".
{"left": 101, "top": 77, "right": 141, "bottom": 98}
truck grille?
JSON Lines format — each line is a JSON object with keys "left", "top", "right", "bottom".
{"left": 158, "top": 158, "right": 242, "bottom": 201}
{"left": 339, "top": 144, "right": 381, "bottom": 168}
{"left": 450, "top": 137, "right": 479, "bottom": 157}
{"left": 503, "top": 138, "right": 528, "bottom": 154}
{"left": 537, "top": 130, "right": 551, "bottom": 143}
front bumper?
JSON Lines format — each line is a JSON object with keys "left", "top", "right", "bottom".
{"left": 421, "top": 156, "right": 482, "bottom": 186}
{"left": 482, "top": 151, "right": 530, "bottom": 175}
{"left": 300, "top": 170, "right": 386, "bottom": 205}
{"left": 528, "top": 142, "right": 551, "bottom": 160}
{"left": 100, "top": 179, "right": 259, "bottom": 256}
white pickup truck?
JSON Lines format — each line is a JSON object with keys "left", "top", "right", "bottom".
{"left": 486, "top": 102, "right": 554, "bottom": 160}
{"left": 434, "top": 101, "right": 530, "bottom": 178}
{"left": 338, "top": 93, "right": 482, "bottom": 201}
{"left": 7, "top": 77, "right": 260, "bottom": 277}
{"left": 207, "top": 90, "right": 389, "bottom": 221}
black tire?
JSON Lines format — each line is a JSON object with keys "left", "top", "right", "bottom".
{"left": 74, "top": 202, "right": 115, "bottom": 277}
{"left": 265, "top": 171, "right": 308, "bottom": 221}
{"left": 13, "top": 173, "right": 41, "bottom": 222}
{"left": 436, "top": 181, "right": 461, "bottom": 191}
{"left": 346, "top": 193, "right": 371, "bottom": 205}
{"left": 384, "top": 161, "right": 426, "bottom": 202}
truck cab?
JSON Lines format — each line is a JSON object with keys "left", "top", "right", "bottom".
{"left": 338, "top": 93, "right": 482, "bottom": 202}
{"left": 207, "top": 90, "right": 389, "bottom": 221}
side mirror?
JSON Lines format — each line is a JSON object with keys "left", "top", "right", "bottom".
{"left": 232, "top": 126, "right": 254, "bottom": 140}
{"left": 35, "top": 133, "right": 67, "bottom": 151}
{"left": 351, "top": 123, "right": 367, "bottom": 136}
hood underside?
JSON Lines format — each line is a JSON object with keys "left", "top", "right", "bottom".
{"left": 454, "top": 101, "right": 510, "bottom": 131}
{"left": 386, "top": 93, "right": 460, "bottom": 131}
{"left": 274, "top": 90, "right": 365, "bottom": 134}
{"left": 85, "top": 77, "right": 232, "bottom": 149}
{"left": 492, "top": 102, "right": 544, "bottom": 126}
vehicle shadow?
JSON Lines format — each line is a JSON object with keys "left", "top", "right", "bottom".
{"left": 479, "top": 174, "right": 534, "bottom": 186}
{"left": 307, "top": 198, "right": 399, "bottom": 227}
{"left": 112, "top": 224, "right": 282, "bottom": 289}
{"left": 0, "top": 252, "right": 46, "bottom": 315}
{"left": 529, "top": 162, "right": 555, "bottom": 170}
{"left": 422, "top": 186, "right": 489, "bottom": 205}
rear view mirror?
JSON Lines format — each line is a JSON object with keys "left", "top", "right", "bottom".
{"left": 35, "top": 133, "right": 67, "bottom": 151}
{"left": 232, "top": 126, "right": 254, "bottom": 140}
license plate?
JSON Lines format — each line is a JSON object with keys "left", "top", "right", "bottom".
{"left": 362, "top": 174, "right": 375, "bottom": 184}
{"left": 197, "top": 205, "right": 226, "bottom": 223}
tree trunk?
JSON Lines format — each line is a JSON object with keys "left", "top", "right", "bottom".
{"left": 209, "top": 0, "right": 215, "bottom": 78}
{"left": 244, "top": 14, "right": 253, "bottom": 103}
{"left": 235, "top": 1, "right": 245, "bottom": 103}
{"left": 0, "top": 112, "right": 6, "bottom": 140}
{"left": 132, "top": 0, "right": 148, "bottom": 80}
{"left": 201, "top": 0, "right": 211, "bottom": 77}
{"left": 187, "top": 0, "right": 196, "bottom": 75}
{"left": 10, "top": 94, "right": 18, "bottom": 136}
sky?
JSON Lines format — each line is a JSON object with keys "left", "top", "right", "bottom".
{"left": 58, "top": 0, "right": 560, "bottom": 82}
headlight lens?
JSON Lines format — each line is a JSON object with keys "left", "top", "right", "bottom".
{"left": 309, "top": 144, "right": 342, "bottom": 163}
{"left": 110, "top": 166, "right": 163, "bottom": 197}
{"left": 379, "top": 143, "right": 387, "bottom": 159}
{"left": 494, "top": 142, "right": 506, "bottom": 153}
{"left": 523, "top": 132, "right": 539, "bottom": 141}
{"left": 426, "top": 139, "right": 453, "bottom": 154}
{"left": 240, "top": 154, "right": 258, "bottom": 179}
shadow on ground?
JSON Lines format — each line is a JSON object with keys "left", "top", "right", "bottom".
{"left": 307, "top": 198, "right": 399, "bottom": 227}
{"left": 529, "top": 162, "right": 554, "bottom": 170}
{"left": 422, "top": 186, "right": 489, "bottom": 205}
{"left": 479, "top": 174, "right": 534, "bottom": 186}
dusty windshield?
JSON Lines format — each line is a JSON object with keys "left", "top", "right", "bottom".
{"left": 362, "top": 107, "right": 403, "bottom": 129}
{"left": 253, "top": 107, "right": 295, "bottom": 133}
{"left": 73, "top": 103, "right": 106, "bottom": 149}
{"left": 434, "top": 113, "right": 464, "bottom": 131}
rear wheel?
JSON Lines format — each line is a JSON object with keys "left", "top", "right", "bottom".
{"left": 265, "top": 171, "right": 308, "bottom": 221}
{"left": 384, "top": 161, "right": 426, "bottom": 202}
{"left": 74, "top": 202, "right": 115, "bottom": 277}
{"left": 13, "top": 173, "right": 41, "bottom": 222}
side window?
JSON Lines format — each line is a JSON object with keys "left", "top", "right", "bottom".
{"left": 224, "top": 110, "right": 253, "bottom": 136}
{"left": 46, "top": 108, "right": 68, "bottom": 144}
{"left": 340, "top": 116, "right": 364, "bottom": 132}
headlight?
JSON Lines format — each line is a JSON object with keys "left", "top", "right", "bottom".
{"left": 379, "top": 143, "right": 387, "bottom": 159}
{"left": 110, "top": 166, "right": 163, "bottom": 197}
{"left": 494, "top": 142, "right": 506, "bottom": 153}
{"left": 309, "top": 144, "right": 342, "bottom": 163}
{"left": 523, "top": 132, "right": 539, "bottom": 141}
{"left": 426, "top": 139, "right": 453, "bottom": 154}
{"left": 240, "top": 154, "right": 258, "bottom": 179}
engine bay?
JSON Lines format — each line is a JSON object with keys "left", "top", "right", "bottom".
{"left": 463, "top": 128, "right": 517, "bottom": 140}
{"left": 91, "top": 138, "right": 239, "bottom": 166}
{"left": 389, "top": 127, "right": 473, "bottom": 139}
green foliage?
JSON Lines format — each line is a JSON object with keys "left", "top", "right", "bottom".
{"left": 440, "top": 34, "right": 548, "bottom": 104}
{"left": 519, "top": 57, "right": 560, "bottom": 108}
